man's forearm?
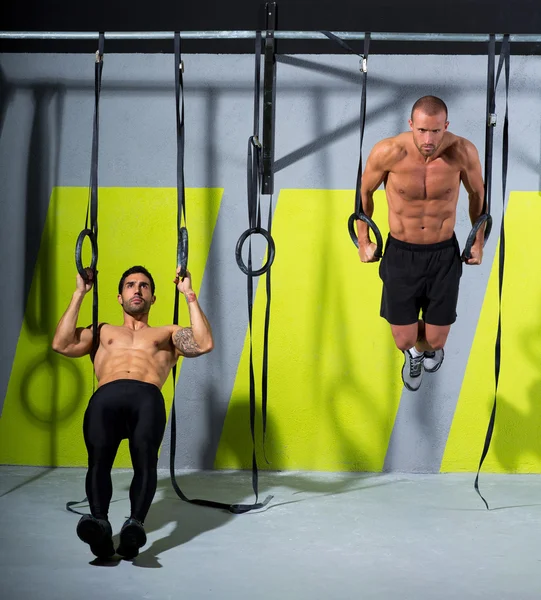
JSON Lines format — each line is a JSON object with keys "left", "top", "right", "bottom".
{"left": 357, "top": 191, "right": 374, "bottom": 245}
{"left": 184, "top": 291, "right": 214, "bottom": 353}
{"left": 468, "top": 193, "right": 485, "bottom": 245}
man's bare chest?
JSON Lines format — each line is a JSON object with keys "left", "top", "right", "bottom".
{"left": 387, "top": 158, "right": 461, "bottom": 201}
{"left": 101, "top": 326, "right": 172, "bottom": 352}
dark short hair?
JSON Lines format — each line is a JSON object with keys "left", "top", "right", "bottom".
{"left": 411, "top": 96, "right": 448, "bottom": 121}
{"left": 118, "top": 266, "right": 155, "bottom": 295}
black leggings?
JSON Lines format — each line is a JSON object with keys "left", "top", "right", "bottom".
{"left": 83, "top": 379, "right": 166, "bottom": 523}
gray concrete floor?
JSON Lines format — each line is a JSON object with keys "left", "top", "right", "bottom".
{"left": 1, "top": 466, "right": 541, "bottom": 600}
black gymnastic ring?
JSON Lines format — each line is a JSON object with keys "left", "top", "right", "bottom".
{"left": 177, "top": 227, "right": 189, "bottom": 278}
{"left": 75, "top": 229, "right": 97, "bottom": 281}
{"left": 348, "top": 212, "right": 384, "bottom": 260}
{"left": 235, "top": 227, "right": 276, "bottom": 276}
{"left": 461, "top": 214, "right": 493, "bottom": 262}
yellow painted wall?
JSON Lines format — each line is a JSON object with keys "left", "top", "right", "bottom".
{"left": 0, "top": 187, "right": 222, "bottom": 467}
{"left": 3, "top": 187, "right": 541, "bottom": 473}
{"left": 442, "top": 192, "right": 541, "bottom": 473}
{"left": 215, "top": 189, "right": 404, "bottom": 471}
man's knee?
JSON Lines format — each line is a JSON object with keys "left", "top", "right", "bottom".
{"left": 130, "top": 439, "right": 160, "bottom": 467}
{"left": 394, "top": 338, "right": 417, "bottom": 352}
{"left": 87, "top": 443, "right": 118, "bottom": 465}
{"left": 391, "top": 326, "right": 419, "bottom": 352}
{"left": 425, "top": 328, "right": 450, "bottom": 350}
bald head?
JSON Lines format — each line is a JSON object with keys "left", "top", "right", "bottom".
{"left": 410, "top": 96, "right": 448, "bottom": 121}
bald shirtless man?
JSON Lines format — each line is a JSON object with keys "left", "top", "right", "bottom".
{"left": 357, "top": 96, "right": 485, "bottom": 392}
{"left": 52, "top": 265, "right": 213, "bottom": 559}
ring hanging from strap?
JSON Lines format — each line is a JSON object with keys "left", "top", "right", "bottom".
{"left": 167, "top": 32, "right": 271, "bottom": 514}
{"left": 75, "top": 229, "right": 98, "bottom": 280}
{"left": 348, "top": 212, "right": 384, "bottom": 259}
{"left": 462, "top": 33, "right": 496, "bottom": 265}
{"left": 461, "top": 214, "right": 493, "bottom": 262}
{"left": 177, "top": 226, "right": 189, "bottom": 278}
{"left": 235, "top": 227, "right": 276, "bottom": 277}
{"left": 327, "top": 31, "right": 384, "bottom": 261}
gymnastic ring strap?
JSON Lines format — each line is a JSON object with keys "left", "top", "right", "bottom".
{"left": 348, "top": 212, "right": 383, "bottom": 260}
{"left": 66, "top": 497, "right": 89, "bottom": 516}
{"left": 75, "top": 229, "right": 98, "bottom": 280}
{"left": 461, "top": 213, "right": 493, "bottom": 262}
{"left": 474, "top": 33, "right": 510, "bottom": 510}
{"left": 177, "top": 226, "right": 188, "bottom": 278}
{"left": 235, "top": 227, "right": 276, "bottom": 277}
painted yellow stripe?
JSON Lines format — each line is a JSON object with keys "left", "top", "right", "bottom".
{"left": 442, "top": 191, "right": 541, "bottom": 473}
{"left": 0, "top": 187, "right": 222, "bottom": 467}
{"left": 215, "top": 189, "right": 403, "bottom": 472}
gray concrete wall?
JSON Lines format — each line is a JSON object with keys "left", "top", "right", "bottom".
{"left": 1, "top": 52, "right": 540, "bottom": 471}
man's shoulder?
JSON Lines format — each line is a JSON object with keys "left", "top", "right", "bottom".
{"left": 446, "top": 131, "right": 476, "bottom": 149}
{"left": 153, "top": 324, "right": 182, "bottom": 336}
{"left": 84, "top": 321, "right": 109, "bottom": 331}
{"left": 445, "top": 132, "right": 479, "bottom": 161}
{"left": 375, "top": 132, "right": 409, "bottom": 150}
{"left": 370, "top": 134, "right": 408, "bottom": 164}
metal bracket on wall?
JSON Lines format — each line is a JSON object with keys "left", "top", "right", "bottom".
{"left": 262, "top": 1, "right": 277, "bottom": 195}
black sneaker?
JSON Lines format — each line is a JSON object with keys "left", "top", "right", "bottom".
{"left": 401, "top": 349, "right": 424, "bottom": 391}
{"left": 424, "top": 349, "right": 444, "bottom": 373}
{"left": 76, "top": 514, "right": 115, "bottom": 559}
{"left": 117, "top": 518, "right": 147, "bottom": 559}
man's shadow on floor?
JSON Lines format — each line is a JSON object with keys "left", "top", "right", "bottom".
{"left": 110, "top": 467, "right": 400, "bottom": 568}
{"left": 110, "top": 474, "right": 234, "bottom": 568}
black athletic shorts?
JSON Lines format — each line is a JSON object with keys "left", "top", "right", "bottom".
{"left": 378, "top": 234, "right": 463, "bottom": 326}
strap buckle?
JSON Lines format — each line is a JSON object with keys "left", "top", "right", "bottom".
{"left": 488, "top": 113, "right": 497, "bottom": 126}
{"left": 360, "top": 56, "right": 368, "bottom": 73}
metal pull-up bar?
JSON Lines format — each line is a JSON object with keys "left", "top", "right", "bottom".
{"left": 1, "top": 31, "right": 540, "bottom": 42}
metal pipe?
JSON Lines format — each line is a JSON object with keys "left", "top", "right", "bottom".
{"left": 1, "top": 31, "right": 541, "bottom": 42}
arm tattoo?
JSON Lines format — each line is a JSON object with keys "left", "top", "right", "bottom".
{"left": 173, "top": 327, "right": 202, "bottom": 357}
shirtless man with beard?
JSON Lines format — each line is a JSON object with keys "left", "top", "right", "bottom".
{"left": 53, "top": 265, "right": 213, "bottom": 559}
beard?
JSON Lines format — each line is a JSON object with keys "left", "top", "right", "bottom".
{"left": 415, "top": 141, "right": 439, "bottom": 157}
{"left": 123, "top": 297, "right": 150, "bottom": 316}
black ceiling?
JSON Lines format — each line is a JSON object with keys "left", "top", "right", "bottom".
{"left": 2, "top": 0, "right": 541, "bottom": 54}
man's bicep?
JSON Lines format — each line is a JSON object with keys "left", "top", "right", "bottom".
{"left": 66, "top": 326, "right": 93, "bottom": 357}
{"left": 172, "top": 325, "right": 202, "bottom": 358}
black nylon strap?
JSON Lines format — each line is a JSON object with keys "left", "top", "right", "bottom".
{"left": 232, "top": 31, "right": 276, "bottom": 505}
{"left": 66, "top": 498, "right": 89, "bottom": 515}
{"left": 321, "top": 31, "right": 363, "bottom": 58}
{"left": 67, "top": 35, "right": 104, "bottom": 515}
{"left": 167, "top": 34, "right": 271, "bottom": 514}
{"left": 261, "top": 193, "right": 273, "bottom": 456}
{"left": 355, "top": 33, "right": 370, "bottom": 216}
{"left": 462, "top": 35, "right": 496, "bottom": 262}
{"left": 90, "top": 34, "right": 104, "bottom": 362}
{"left": 322, "top": 32, "right": 383, "bottom": 258}
{"left": 235, "top": 35, "right": 276, "bottom": 278}
{"left": 483, "top": 34, "right": 496, "bottom": 217}
{"left": 243, "top": 30, "right": 274, "bottom": 505}
{"left": 245, "top": 31, "right": 275, "bottom": 490}
{"left": 262, "top": 2, "right": 277, "bottom": 195}
{"left": 73, "top": 34, "right": 104, "bottom": 362}
{"left": 174, "top": 32, "right": 188, "bottom": 278}
{"left": 72, "top": 33, "right": 103, "bottom": 364}
{"left": 324, "top": 32, "right": 383, "bottom": 259}
{"left": 474, "top": 34, "right": 510, "bottom": 510}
